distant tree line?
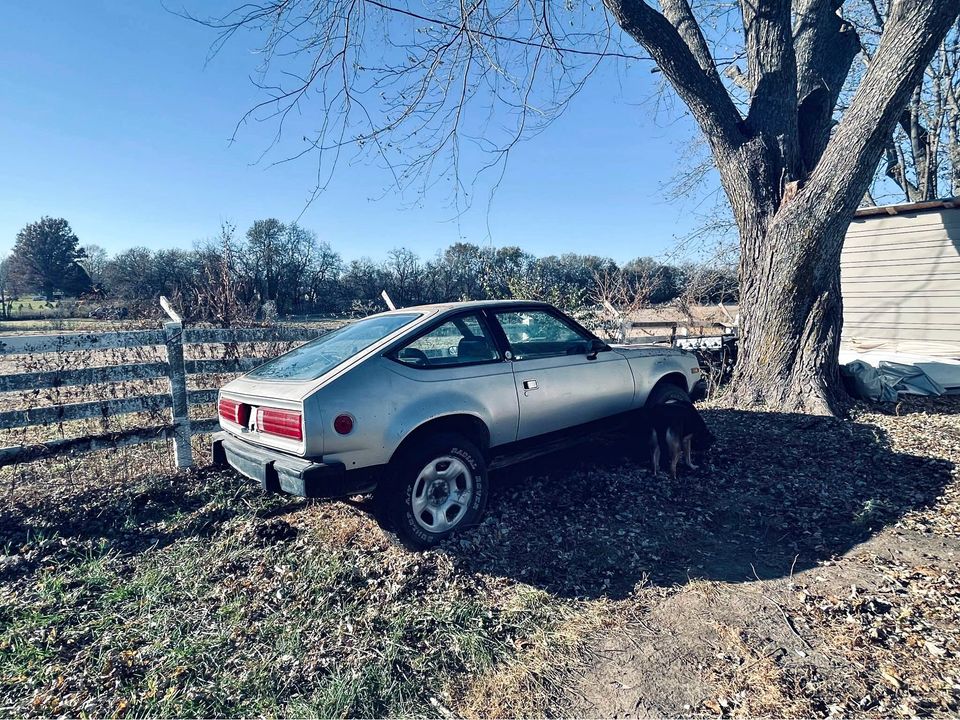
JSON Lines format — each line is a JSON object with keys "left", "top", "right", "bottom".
{"left": 1, "top": 217, "right": 738, "bottom": 323}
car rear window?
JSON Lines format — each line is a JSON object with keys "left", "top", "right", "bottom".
{"left": 246, "top": 313, "right": 421, "bottom": 381}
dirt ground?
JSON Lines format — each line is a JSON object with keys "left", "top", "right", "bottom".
{"left": 565, "top": 397, "right": 960, "bottom": 718}
{"left": 570, "top": 527, "right": 960, "bottom": 717}
{"left": 2, "top": 395, "right": 959, "bottom": 717}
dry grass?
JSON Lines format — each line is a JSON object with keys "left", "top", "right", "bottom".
{"left": 0, "top": 465, "right": 608, "bottom": 717}
{"left": 456, "top": 597, "right": 620, "bottom": 718}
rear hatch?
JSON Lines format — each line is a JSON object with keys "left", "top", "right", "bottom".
{"left": 218, "top": 378, "right": 309, "bottom": 456}
{"left": 217, "top": 308, "right": 435, "bottom": 456}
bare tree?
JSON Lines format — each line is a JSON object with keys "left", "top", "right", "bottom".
{"left": 423, "top": 242, "right": 487, "bottom": 302}
{"left": 385, "top": 247, "right": 425, "bottom": 306}
{"left": 672, "top": 261, "right": 738, "bottom": 327}
{"left": 303, "top": 238, "right": 344, "bottom": 312}
{"left": 194, "top": 0, "right": 958, "bottom": 413}
{"left": 193, "top": 222, "right": 255, "bottom": 326}
{"left": 243, "top": 218, "right": 287, "bottom": 309}
{"left": 848, "top": 6, "right": 960, "bottom": 203}
{"left": 79, "top": 244, "right": 109, "bottom": 288}
{"left": 591, "top": 265, "right": 661, "bottom": 341}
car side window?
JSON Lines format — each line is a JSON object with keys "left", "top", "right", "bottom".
{"left": 492, "top": 310, "right": 592, "bottom": 360}
{"left": 392, "top": 313, "right": 500, "bottom": 368}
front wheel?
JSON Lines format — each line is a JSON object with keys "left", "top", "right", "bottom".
{"left": 646, "top": 381, "right": 690, "bottom": 406}
{"left": 375, "top": 433, "right": 489, "bottom": 550}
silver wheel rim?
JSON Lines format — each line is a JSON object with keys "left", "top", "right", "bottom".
{"left": 410, "top": 455, "right": 474, "bottom": 534}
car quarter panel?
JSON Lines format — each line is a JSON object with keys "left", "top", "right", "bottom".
{"left": 306, "top": 356, "right": 519, "bottom": 470}
{"left": 613, "top": 346, "right": 701, "bottom": 406}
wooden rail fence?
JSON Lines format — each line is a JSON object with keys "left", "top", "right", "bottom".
{"left": 625, "top": 320, "right": 731, "bottom": 345}
{"left": 0, "top": 321, "right": 326, "bottom": 469}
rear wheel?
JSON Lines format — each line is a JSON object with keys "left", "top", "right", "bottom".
{"left": 646, "top": 381, "right": 690, "bottom": 406}
{"left": 375, "top": 433, "right": 489, "bottom": 550}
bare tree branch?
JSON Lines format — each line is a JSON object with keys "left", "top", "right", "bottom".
{"left": 742, "top": 0, "right": 800, "bottom": 176}
{"left": 603, "top": 0, "right": 745, "bottom": 159}
{"left": 179, "top": 0, "right": 656, "bottom": 209}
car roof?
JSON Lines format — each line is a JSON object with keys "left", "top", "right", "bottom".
{"left": 376, "top": 299, "right": 554, "bottom": 317}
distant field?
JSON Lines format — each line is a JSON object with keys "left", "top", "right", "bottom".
{"left": 5, "top": 298, "right": 61, "bottom": 312}
{"left": 0, "top": 318, "right": 149, "bottom": 333}
{"left": 2, "top": 297, "right": 81, "bottom": 324}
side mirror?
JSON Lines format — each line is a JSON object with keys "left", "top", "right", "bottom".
{"left": 586, "top": 338, "right": 608, "bottom": 360}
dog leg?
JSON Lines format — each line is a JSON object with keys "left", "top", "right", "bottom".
{"left": 666, "top": 427, "right": 681, "bottom": 480}
{"left": 648, "top": 429, "right": 661, "bottom": 476}
{"left": 683, "top": 435, "right": 699, "bottom": 470}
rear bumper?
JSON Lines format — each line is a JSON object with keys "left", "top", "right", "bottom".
{"left": 211, "top": 431, "right": 377, "bottom": 499}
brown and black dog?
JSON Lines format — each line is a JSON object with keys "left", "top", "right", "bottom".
{"left": 639, "top": 401, "right": 714, "bottom": 479}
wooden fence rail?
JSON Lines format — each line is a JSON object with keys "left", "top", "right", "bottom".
{"left": 0, "top": 362, "right": 171, "bottom": 392}
{"left": 0, "top": 313, "right": 327, "bottom": 469}
{"left": 0, "top": 330, "right": 166, "bottom": 355}
{"left": 624, "top": 320, "right": 732, "bottom": 345}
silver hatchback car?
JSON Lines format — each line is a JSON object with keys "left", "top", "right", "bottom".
{"left": 213, "top": 300, "right": 704, "bottom": 548}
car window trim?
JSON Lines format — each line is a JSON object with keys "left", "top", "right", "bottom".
{"left": 486, "top": 306, "right": 601, "bottom": 362}
{"left": 383, "top": 310, "right": 505, "bottom": 370}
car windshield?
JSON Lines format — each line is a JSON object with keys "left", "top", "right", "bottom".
{"left": 246, "top": 313, "right": 421, "bottom": 381}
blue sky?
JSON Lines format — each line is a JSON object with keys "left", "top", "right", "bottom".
{"left": 0, "top": 1, "right": 715, "bottom": 264}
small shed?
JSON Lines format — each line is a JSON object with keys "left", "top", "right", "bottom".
{"left": 841, "top": 198, "right": 960, "bottom": 359}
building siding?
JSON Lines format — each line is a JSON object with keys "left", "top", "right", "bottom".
{"left": 841, "top": 206, "right": 960, "bottom": 357}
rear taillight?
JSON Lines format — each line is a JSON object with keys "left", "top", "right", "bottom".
{"left": 218, "top": 397, "right": 250, "bottom": 426}
{"left": 257, "top": 407, "right": 303, "bottom": 441}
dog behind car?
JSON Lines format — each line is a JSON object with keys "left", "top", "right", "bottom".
{"left": 637, "top": 400, "right": 714, "bottom": 479}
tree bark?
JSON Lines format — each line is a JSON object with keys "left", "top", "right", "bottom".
{"left": 731, "top": 211, "right": 847, "bottom": 414}
{"left": 793, "top": 0, "right": 861, "bottom": 174}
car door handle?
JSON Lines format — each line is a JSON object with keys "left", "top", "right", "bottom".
{"left": 522, "top": 379, "right": 538, "bottom": 390}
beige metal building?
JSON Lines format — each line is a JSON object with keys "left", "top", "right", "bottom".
{"left": 841, "top": 198, "right": 960, "bottom": 359}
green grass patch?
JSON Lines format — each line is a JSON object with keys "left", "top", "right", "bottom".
{"left": 0, "top": 469, "right": 601, "bottom": 717}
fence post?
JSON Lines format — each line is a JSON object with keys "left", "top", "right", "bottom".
{"left": 161, "top": 297, "right": 193, "bottom": 469}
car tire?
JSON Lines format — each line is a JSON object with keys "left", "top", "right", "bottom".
{"left": 646, "top": 381, "right": 690, "bottom": 406}
{"left": 375, "top": 433, "right": 489, "bottom": 550}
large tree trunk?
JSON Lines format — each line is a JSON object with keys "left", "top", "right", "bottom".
{"left": 729, "top": 2, "right": 958, "bottom": 415}
{"left": 608, "top": 0, "right": 958, "bottom": 415}
{"left": 731, "top": 212, "right": 847, "bottom": 415}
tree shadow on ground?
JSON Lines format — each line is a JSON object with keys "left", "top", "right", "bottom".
{"left": 2, "top": 407, "right": 951, "bottom": 602}
{"left": 438, "top": 408, "right": 954, "bottom": 600}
